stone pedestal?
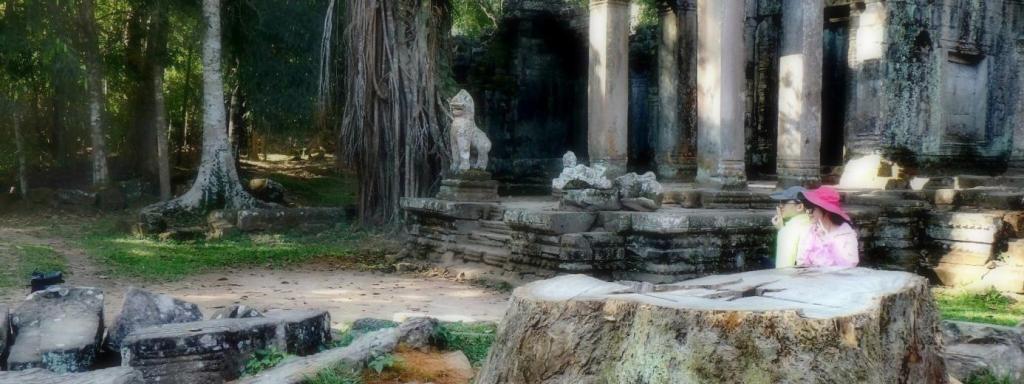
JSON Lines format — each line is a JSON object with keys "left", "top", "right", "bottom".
{"left": 776, "top": 0, "right": 823, "bottom": 187}
{"left": 588, "top": 0, "right": 631, "bottom": 177}
{"left": 437, "top": 170, "right": 499, "bottom": 202}
{"left": 696, "top": 0, "right": 746, "bottom": 189}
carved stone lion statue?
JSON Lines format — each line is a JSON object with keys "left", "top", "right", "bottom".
{"left": 449, "top": 89, "right": 491, "bottom": 173}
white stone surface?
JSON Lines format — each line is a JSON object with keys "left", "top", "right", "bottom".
{"left": 449, "top": 89, "right": 492, "bottom": 172}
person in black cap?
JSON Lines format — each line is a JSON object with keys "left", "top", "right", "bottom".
{"left": 769, "top": 186, "right": 811, "bottom": 268}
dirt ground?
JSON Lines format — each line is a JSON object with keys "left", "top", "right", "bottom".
{"left": 0, "top": 224, "right": 511, "bottom": 329}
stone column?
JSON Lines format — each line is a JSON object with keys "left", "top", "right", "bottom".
{"left": 776, "top": 0, "right": 823, "bottom": 187}
{"left": 696, "top": 0, "right": 746, "bottom": 189}
{"left": 588, "top": 0, "right": 631, "bottom": 177}
{"left": 845, "top": 1, "right": 887, "bottom": 158}
{"left": 655, "top": 3, "right": 682, "bottom": 180}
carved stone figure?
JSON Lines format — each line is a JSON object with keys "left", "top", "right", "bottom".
{"left": 450, "top": 90, "right": 491, "bottom": 173}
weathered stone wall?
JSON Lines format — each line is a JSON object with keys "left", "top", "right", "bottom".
{"left": 846, "top": 0, "right": 1024, "bottom": 174}
{"left": 744, "top": 0, "right": 783, "bottom": 177}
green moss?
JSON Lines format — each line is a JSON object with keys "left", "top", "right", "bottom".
{"left": 437, "top": 321, "right": 497, "bottom": 366}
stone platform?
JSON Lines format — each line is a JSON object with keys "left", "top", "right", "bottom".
{"left": 401, "top": 180, "right": 1024, "bottom": 289}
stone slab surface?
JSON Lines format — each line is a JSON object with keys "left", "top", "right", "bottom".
{"left": 559, "top": 188, "right": 620, "bottom": 212}
{"left": 121, "top": 317, "right": 280, "bottom": 383}
{"left": 503, "top": 209, "right": 596, "bottom": 234}
{"left": 0, "top": 367, "right": 143, "bottom": 384}
{"left": 105, "top": 288, "right": 203, "bottom": 352}
{"left": 8, "top": 287, "right": 104, "bottom": 373}
{"left": 400, "top": 197, "right": 494, "bottom": 220}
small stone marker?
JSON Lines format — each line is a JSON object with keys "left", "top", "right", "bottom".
{"left": 8, "top": 286, "right": 104, "bottom": 373}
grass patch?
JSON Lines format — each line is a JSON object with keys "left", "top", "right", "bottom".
{"left": 934, "top": 288, "right": 1024, "bottom": 327}
{"left": 303, "top": 362, "right": 364, "bottom": 384}
{"left": 271, "top": 172, "right": 357, "bottom": 207}
{"left": 243, "top": 347, "right": 288, "bottom": 376}
{"left": 965, "top": 371, "right": 1015, "bottom": 384}
{"left": 0, "top": 243, "right": 69, "bottom": 289}
{"left": 438, "top": 321, "right": 497, "bottom": 366}
{"left": 79, "top": 218, "right": 389, "bottom": 282}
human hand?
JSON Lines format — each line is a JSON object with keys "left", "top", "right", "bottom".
{"left": 771, "top": 206, "right": 783, "bottom": 229}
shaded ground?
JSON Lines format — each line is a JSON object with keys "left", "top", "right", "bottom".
{"left": 0, "top": 213, "right": 510, "bottom": 329}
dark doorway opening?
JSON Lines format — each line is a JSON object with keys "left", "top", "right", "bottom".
{"left": 822, "top": 6, "right": 850, "bottom": 167}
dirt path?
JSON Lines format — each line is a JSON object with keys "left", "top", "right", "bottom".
{"left": 0, "top": 223, "right": 511, "bottom": 328}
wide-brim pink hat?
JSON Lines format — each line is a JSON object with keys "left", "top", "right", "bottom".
{"left": 801, "top": 186, "right": 851, "bottom": 223}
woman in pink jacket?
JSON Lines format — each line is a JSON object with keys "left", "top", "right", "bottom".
{"left": 797, "top": 186, "right": 859, "bottom": 268}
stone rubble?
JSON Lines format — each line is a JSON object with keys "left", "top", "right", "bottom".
{"left": 0, "top": 367, "right": 144, "bottom": 384}
{"left": 942, "top": 321, "right": 1024, "bottom": 382}
{"left": 104, "top": 288, "right": 203, "bottom": 352}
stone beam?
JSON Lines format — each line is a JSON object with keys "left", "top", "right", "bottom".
{"left": 588, "top": 0, "right": 631, "bottom": 177}
{"left": 696, "top": 0, "right": 746, "bottom": 189}
{"left": 776, "top": 0, "right": 823, "bottom": 187}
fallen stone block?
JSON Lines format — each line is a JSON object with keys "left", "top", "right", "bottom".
{"left": 934, "top": 189, "right": 961, "bottom": 206}
{"left": 437, "top": 175, "right": 500, "bottom": 202}
{"left": 400, "top": 197, "right": 494, "bottom": 220}
{"left": 8, "top": 287, "right": 104, "bottom": 373}
{"left": 262, "top": 309, "right": 332, "bottom": 356}
{"left": 121, "top": 317, "right": 280, "bottom": 383}
{"left": 0, "top": 367, "right": 144, "bottom": 384}
{"left": 105, "top": 288, "right": 204, "bottom": 352}
{"left": 1005, "top": 239, "right": 1024, "bottom": 267}
{"left": 942, "top": 321, "right": 1024, "bottom": 383}
{"left": 503, "top": 209, "right": 596, "bottom": 235}
{"left": 926, "top": 211, "right": 1005, "bottom": 243}
{"left": 959, "top": 188, "right": 1024, "bottom": 210}
{"left": 475, "top": 268, "right": 946, "bottom": 383}
{"left": 938, "top": 251, "right": 993, "bottom": 266}
{"left": 614, "top": 172, "right": 663, "bottom": 211}
{"left": 838, "top": 154, "right": 906, "bottom": 190}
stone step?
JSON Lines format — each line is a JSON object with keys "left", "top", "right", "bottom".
{"left": 8, "top": 287, "right": 104, "bottom": 373}
{"left": 933, "top": 263, "right": 990, "bottom": 287}
{"left": 261, "top": 309, "right": 332, "bottom": 356}
{"left": 974, "top": 266, "right": 1024, "bottom": 294}
{"left": 937, "top": 251, "right": 993, "bottom": 266}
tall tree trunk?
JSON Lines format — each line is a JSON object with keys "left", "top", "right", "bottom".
{"left": 150, "top": 1, "right": 171, "bottom": 201}
{"left": 79, "top": 0, "right": 110, "bottom": 188}
{"left": 142, "top": 0, "right": 258, "bottom": 219}
{"left": 13, "top": 107, "right": 28, "bottom": 199}
{"left": 177, "top": 40, "right": 196, "bottom": 167}
{"left": 126, "top": 4, "right": 157, "bottom": 181}
{"left": 340, "top": 0, "right": 453, "bottom": 227}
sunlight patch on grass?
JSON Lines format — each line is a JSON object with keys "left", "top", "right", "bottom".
{"left": 79, "top": 218, "right": 376, "bottom": 282}
{"left": 934, "top": 288, "right": 1024, "bottom": 327}
{"left": 0, "top": 243, "right": 69, "bottom": 289}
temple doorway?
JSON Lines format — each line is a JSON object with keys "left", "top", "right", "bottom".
{"left": 822, "top": 6, "right": 851, "bottom": 167}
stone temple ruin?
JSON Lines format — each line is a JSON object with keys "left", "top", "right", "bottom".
{"left": 403, "top": 0, "right": 1024, "bottom": 294}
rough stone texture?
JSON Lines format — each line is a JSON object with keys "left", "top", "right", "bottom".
{"left": 775, "top": 0, "right": 823, "bottom": 187}
{"left": 206, "top": 210, "right": 240, "bottom": 240}
{"left": 838, "top": 155, "right": 905, "bottom": 189}
{"left": 0, "top": 305, "right": 8, "bottom": 370}
{"left": 247, "top": 178, "right": 286, "bottom": 204}
{"left": 476, "top": 269, "right": 947, "bottom": 383}
{"left": 436, "top": 175, "right": 500, "bottom": 203}
{"left": 235, "top": 207, "right": 345, "bottom": 232}
{"left": 559, "top": 189, "right": 621, "bottom": 212}
{"left": 121, "top": 317, "right": 280, "bottom": 383}
{"left": 504, "top": 209, "right": 596, "bottom": 235}
{"left": 552, "top": 164, "right": 613, "bottom": 191}
{"left": 942, "top": 321, "right": 1024, "bottom": 383}
{"left": 105, "top": 288, "right": 203, "bottom": 352}
{"left": 614, "top": 172, "right": 663, "bottom": 211}
{"left": 449, "top": 89, "right": 492, "bottom": 173}
{"left": 8, "top": 287, "right": 104, "bottom": 373}
{"left": 587, "top": 0, "right": 630, "bottom": 177}
{"left": 262, "top": 309, "right": 332, "bottom": 356}
{"left": 209, "top": 304, "right": 262, "bottom": 320}
{"left": 695, "top": 0, "right": 746, "bottom": 189}
{"left": 0, "top": 367, "right": 144, "bottom": 384}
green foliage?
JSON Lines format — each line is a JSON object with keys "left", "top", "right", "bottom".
{"left": 79, "top": 218, "right": 370, "bottom": 281}
{"left": 934, "top": 288, "right": 1024, "bottom": 327}
{"left": 965, "top": 371, "right": 1015, "bottom": 384}
{"left": 438, "top": 321, "right": 497, "bottom": 366}
{"left": 243, "top": 347, "right": 287, "bottom": 376}
{"left": 367, "top": 353, "right": 400, "bottom": 375}
{"left": 303, "top": 363, "right": 363, "bottom": 384}
{"left": 451, "top": 0, "right": 502, "bottom": 37}
{"left": 265, "top": 171, "right": 357, "bottom": 207}
{"left": 0, "top": 243, "right": 70, "bottom": 289}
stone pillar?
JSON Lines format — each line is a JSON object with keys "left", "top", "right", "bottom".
{"left": 696, "top": 0, "right": 746, "bottom": 189}
{"left": 845, "top": 1, "right": 887, "bottom": 158}
{"left": 588, "top": 0, "right": 631, "bottom": 177}
{"left": 776, "top": 0, "right": 823, "bottom": 187}
{"left": 655, "top": 3, "right": 682, "bottom": 180}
